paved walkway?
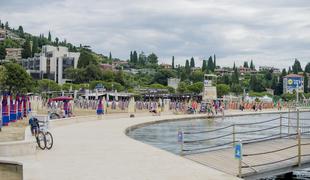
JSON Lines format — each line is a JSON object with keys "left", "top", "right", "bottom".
{"left": 1, "top": 109, "right": 297, "bottom": 180}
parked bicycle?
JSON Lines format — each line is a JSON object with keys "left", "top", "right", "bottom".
{"left": 29, "top": 115, "right": 53, "bottom": 150}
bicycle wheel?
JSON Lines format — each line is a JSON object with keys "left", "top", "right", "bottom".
{"left": 45, "top": 131, "right": 53, "bottom": 150}
{"left": 36, "top": 131, "right": 46, "bottom": 150}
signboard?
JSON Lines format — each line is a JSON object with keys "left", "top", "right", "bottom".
{"left": 235, "top": 143, "right": 242, "bottom": 159}
{"left": 177, "top": 131, "right": 183, "bottom": 143}
{"left": 287, "top": 77, "right": 303, "bottom": 89}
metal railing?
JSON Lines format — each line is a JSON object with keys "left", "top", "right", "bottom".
{"left": 178, "top": 108, "right": 310, "bottom": 177}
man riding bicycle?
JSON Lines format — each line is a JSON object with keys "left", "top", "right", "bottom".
{"left": 29, "top": 115, "right": 40, "bottom": 136}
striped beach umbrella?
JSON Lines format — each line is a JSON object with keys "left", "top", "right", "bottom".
{"left": 9, "top": 95, "right": 17, "bottom": 122}
{"left": 2, "top": 94, "right": 9, "bottom": 126}
{"left": 97, "top": 98, "right": 103, "bottom": 115}
{"left": 17, "top": 95, "right": 22, "bottom": 120}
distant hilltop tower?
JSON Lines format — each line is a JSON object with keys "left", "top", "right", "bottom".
{"left": 203, "top": 74, "right": 217, "bottom": 101}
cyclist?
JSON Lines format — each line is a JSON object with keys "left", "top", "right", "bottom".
{"left": 29, "top": 115, "right": 40, "bottom": 136}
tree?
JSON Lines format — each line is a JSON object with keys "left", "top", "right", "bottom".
{"left": 55, "top": 37, "right": 59, "bottom": 45}
{"left": 250, "top": 60, "right": 255, "bottom": 70}
{"left": 77, "top": 49, "right": 98, "bottom": 68}
{"left": 185, "top": 60, "right": 190, "bottom": 74}
{"left": 83, "top": 64, "right": 102, "bottom": 82}
{"left": 115, "top": 70, "right": 125, "bottom": 85}
{"left": 177, "top": 82, "right": 188, "bottom": 93}
{"left": 132, "top": 51, "right": 138, "bottom": 64}
{"left": 292, "top": 59, "right": 302, "bottom": 74}
{"left": 109, "top": 52, "right": 112, "bottom": 60}
{"left": 230, "top": 83, "right": 242, "bottom": 95}
{"left": 32, "top": 37, "right": 39, "bottom": 56}
{"left": 202, "top": 60, "right": 207, "bottom": 72}
{"left": 3, "top": 63, "right": 33, "bottom": 93}
{"left": 37, "top": 79, "right": 61, "bottom": 92}
{"left": 217, "top": 84, "right": 230, "bottom": 97}
{"left": 190, "top": 70, "right": 204, "bottom": 83}
{"left": 187, "top": 82, "right": 203, "bottom": 94}
{"left": 147, "top": 53, "right": 158, "bottom": 64}
{"left": 5, "top": 21, "right": 9, "bottom": 29}
{"left": 18, "top": 26, "right": 24, "bottom": 37}
{"left": 207, "top": 56, "right": 214, "bottom": 72}
{"left": 190, "top": 57, "right": 195, "bottom": 68}
{"left": 22, "top": 39, "right": 32, "bottom": 58}
{"left": 130, "top": 51, "right": 133, "bottom": 62}
{"left": 213, "top": 54, "right": 216, "bottom": 69}
{"left": 172, "top": 56, "right": 175, "bottom": 69}
{"left": 231, "top": 68, "right": 239, "bottom": 84}
{"left": 305, "top": 63, "right": 310, "bottom": 73}
{"left": 233, "top": 62, "right": 236, "bottom": 70}
{"left": 243, "top": 61, "right": 249, "bottom": 68}
{"left": 48, "top": 31, "right": 52, "bottom": 41}
{"left": 249, "top": 75, "right": 265, "bottom": 92}
{"left": 304, "top": 71, "right": 309, "bottom": 93}
{"left": 0, "top": 65, "right": 7, "bottom": 90}
{"left": 0, "top": 44, "right": 6, "bottom": 59}
{"left": 138, "top": 51, "right": 146, "bottom": 66}
{"left": 152, "top": 69, "right": 175, "bottom": 85}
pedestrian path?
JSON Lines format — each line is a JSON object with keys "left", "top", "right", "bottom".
{"left": 2, "top": 113, "right": 240, "bottom": 180}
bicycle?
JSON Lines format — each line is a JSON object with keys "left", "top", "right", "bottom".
{"left": 35, "top": 118, "right": 54, "bottom": 150}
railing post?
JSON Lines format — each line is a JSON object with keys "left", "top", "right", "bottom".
{"left": 178, "top": 129, "right": 184, "bottom": 156}
{"left": 233, "top": 124, "right": 236, "bottom": 147}
{"left": 297, "top": 109, "right": 300, "bottom": 134}
{"left": 280, "top": 113, "right": 282, "bottom": 138}
{"left": 298, "top": 128, "right": 301, "bottom": 167}
{"left": 288, "top": 107, "right": 291, "bottom": 135}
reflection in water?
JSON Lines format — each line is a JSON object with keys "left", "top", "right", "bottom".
{"left": 128, "top": 112, "right": 310, "bottom": 180}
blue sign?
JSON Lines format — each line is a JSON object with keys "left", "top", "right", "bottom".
{"left": 178, "top": 131, "right": 183, "bottom": 143}
{"left": 235, "top": 143, "right": 242, "bottom": 159}
{"left": 287, "top": 77, "right": 303, "bottom": 89}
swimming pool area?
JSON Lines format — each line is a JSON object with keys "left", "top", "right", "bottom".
{"left": 127, "top": 111, "right": 310, "bottom": 179}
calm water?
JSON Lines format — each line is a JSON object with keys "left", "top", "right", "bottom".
{"left": 127, "top": 111, "right": 310, "bottom": 179}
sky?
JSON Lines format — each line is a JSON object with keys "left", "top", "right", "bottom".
{"left": 1, "top": 0, "right": 310, "bottom": 69}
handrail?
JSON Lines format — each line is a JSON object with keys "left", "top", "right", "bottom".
{"left": 235, "top": 117, "right": 280, "bottom": 126}
{"left": 184, "top": 133, "right": 233, "bottom": 144}
{"left": 235, "top": 125, "right": 280, "bottom": 134}
{"left": 242, "top": 155, "right": 298, "bottom": 168}
{"left": 183, "top": 124, "right": 233, "bottom": 135}
{"left": 243, "top": 144, "right": 298, "bottom": 156}
{"left": 182, "top": 141, "right": 234, "bottom": 152}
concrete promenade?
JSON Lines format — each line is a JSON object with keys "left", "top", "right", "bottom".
{"left": 0, "top": 109, "right": 295, "bottom": 180}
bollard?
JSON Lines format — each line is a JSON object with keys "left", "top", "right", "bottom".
{"left": 297, "top": 128, "right": 301, "bottom": 166}
{"left": 232, "top": 124, "right": 236, "bottom": 147}
{"left": 280, "top": 113, "right": 282, "bottom": 138}
{"left": 178, "top": 129, "right": 184, "bottom": 156}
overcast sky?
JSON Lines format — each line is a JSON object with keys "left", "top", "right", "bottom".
{"left": 1, "top": 0, "right": 310, "bottom": 69}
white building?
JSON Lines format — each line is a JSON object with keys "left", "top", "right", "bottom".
{"left": 167, "top": 78, "right": 180, "bottom": 89}
{"left": 22, "top": 45, "right": 80, "bottom": 84}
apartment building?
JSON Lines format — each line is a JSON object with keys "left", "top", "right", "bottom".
{"left": 22, "top": 45, "right": 80, "bottom": 84}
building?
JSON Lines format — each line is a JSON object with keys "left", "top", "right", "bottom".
{"left": 259, "top": 66, "right": 281, "bottom": 74}
{"left": 160, "top": 63, "right": 172, "bottom": 69}
{"left": 5, "top": 48, "right": 23, "bottom": 61}
{"left": 214, "top": 67, "right": 232, "bottom": 76}
{"left": 203, "top": 74, "right": 217, "bottom": 100}
{"left": 22, "top": 45, "right": 80, "bottom": 84}
{"left": 238, "top": 66, "right": 257, "bottom": 75}
{"left": 167, "top": 78, "right": 180, "bottom": 89}
{"left": 100, "top": 63, "right": 113, "bottom": 70}
{"left": 283, "top": 74, "right": 304, "bottom": 94}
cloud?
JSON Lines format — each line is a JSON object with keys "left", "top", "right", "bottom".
{"left": 1, "top": 0, "right": 310, "bottom": 69}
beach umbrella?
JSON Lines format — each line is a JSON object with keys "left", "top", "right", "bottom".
{"left": 97, "top": 98, "right": 103, "bottom": 115}
{"left": 2, "top": 94, "right": 9, "bottom": 126}
{"left": 9, "top": 95, "right": 17, "bottom": 122}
